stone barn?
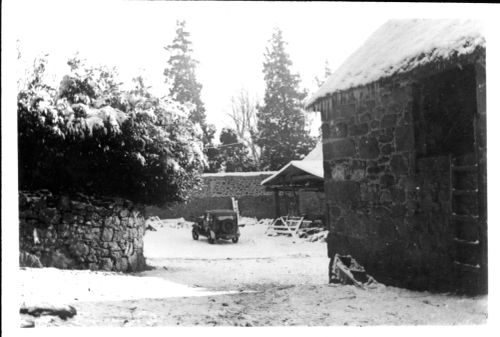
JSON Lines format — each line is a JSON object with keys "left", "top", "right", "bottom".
{"left": 306, "top": 19, "right": 486, "bottom": 293}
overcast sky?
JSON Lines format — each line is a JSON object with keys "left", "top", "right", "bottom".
{"left": 6, "top": 1, "right": 500, "bottom": 134}
{"left": 12, "top": 1, "right": 496, "bottom": 133}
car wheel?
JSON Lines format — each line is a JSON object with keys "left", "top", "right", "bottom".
{"left": 232, "top": 236, "right": 239, "bottom": 243}
{"left": 208, "top": 231, "right": 216, "bottom": 244}
{"left": 192, "top": 229, "right": 199, "bottom": 240}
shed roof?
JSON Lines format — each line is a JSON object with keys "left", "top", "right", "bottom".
{"left": 306, "top": 19, "right": 485, "bottom": 107}
{"left": 261, "top": 143, "right": 323, "bottom": 187}
{"left": 206, "top": 209, "right": 237, "bottom": 215}
{"left": 202, "top": 171, "right": 277, "bottom": 178}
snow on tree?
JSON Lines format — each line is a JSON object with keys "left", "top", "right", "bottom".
{"left": 163, "top": 20, "right": 214, "bottom": 145}
{"left": 163, "top": 20, "right": 218, "bottom": 172}
{"left": 18, "top": 56, "right": 205, "bottom": 205}
{"left": 254, "top": 28, "right": 315, "bottom": 171}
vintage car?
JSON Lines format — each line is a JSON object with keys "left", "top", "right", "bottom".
{"left": 192, "top": 209, "right": 240, "bottom": 244}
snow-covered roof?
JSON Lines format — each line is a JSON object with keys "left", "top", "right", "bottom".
{"left": 203, "top": 171, "right": 277, "bottom": 178}
{"left": 306, "top": 19, "right": 485, "bottom": 107}
{"left": 303, "top": 142, "right": 322, "bottom": 161}
{"left": 261, "top": 143, "right": 323, "bottom": 186}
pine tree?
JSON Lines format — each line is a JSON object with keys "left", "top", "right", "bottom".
{"left": 255, "top": 28, "right": 314, "bottom": 170}
{"left": 164, "top": 20, "right": 213, "bottom": 143}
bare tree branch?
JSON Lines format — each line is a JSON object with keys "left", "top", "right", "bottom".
{"left": 228, "top": 88, "right": 260, "bottom": 164}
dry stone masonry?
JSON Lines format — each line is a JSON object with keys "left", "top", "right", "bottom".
{"left": 146, "top": 172, "right": 277, "bottom": 219}
{"left": 200, "top": 173, "right": 274, "bottom": 198}
{"left": 19, "top": 190, "right": 146, "bottom": 272}
{"left": 319, "top": 56, "right": 486, "bottom": 292}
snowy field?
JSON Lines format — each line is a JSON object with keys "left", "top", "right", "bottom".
{"left": 18, "top": 219, "right": 487, "bottom": 326}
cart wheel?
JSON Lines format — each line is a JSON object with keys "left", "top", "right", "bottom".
{"left": 192, "top": 229, "right": 199, "bottom": 240}
{"left": 232, "top": 236, "right": 239, "bottom": 243}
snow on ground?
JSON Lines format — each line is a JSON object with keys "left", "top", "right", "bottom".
{"left": 19, "top": 219, "right": 487, "bottom": 326}
{"left": 19, "top": 267, "right": 237, "bottom": 307}
{"left": 142, "top": 220, "right": 330, "bottom": 292}
{"left": 19, "top": 219, "right": 326, "bottom": 307}
{"left": 307, "top": 19, "right": 485, "bottom": 106}
{"left": 37, "top": 282, "right": 486, "bottom": 327}
{"left": 144, "top": 219, "right": 326, "bottom": 260}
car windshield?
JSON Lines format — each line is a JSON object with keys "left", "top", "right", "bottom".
{"left": 215, "top": 215, "right": 236, "bottom": 221}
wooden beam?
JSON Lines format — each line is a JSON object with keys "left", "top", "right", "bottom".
{"left": 290, "top": 174, "right": 323, "bottom": 182}
{"left": 273, "top": 188, "right": 281, "bottom": 219}
{"left": 265, "top": 185, "right": 324, "bottom": 192}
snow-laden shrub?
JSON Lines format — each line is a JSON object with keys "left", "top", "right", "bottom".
{"left": 18, "top": 57, "right": 205, "bottom": 205}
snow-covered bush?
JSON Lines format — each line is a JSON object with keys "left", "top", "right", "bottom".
{"left": 18, "top": 57, "right": 205, "bottom": 205}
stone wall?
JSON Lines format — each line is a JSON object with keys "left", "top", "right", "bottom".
{"left": 19, "top": 191, "right": 146, "bottom": 272}
{"left": 198, "top": 172, "right": 275, "bottom": 198}
{"left": 319, "top": 61, "right": 486, "bottom": 292}
{"left": 146, "top": 172, "right": 277, "bottom": 220}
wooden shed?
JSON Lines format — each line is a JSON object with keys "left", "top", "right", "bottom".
{"left": 261, "top": 143, "right": 325, "bottom": 220}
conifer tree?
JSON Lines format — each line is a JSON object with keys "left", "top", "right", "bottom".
{"left": 164, "top": 20, "right": 214, "bottom": 144}
{"left": 255, "top": 28, "right": 314, "bottom": 170}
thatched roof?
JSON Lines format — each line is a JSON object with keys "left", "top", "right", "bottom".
{"left": 306, "top": 19, "right": 485, "bottom": 107}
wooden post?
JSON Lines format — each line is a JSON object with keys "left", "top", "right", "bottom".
{"left": 291, "top": 186, "right": 299, "bottom": 217}
{"left": 273, "top": 188, "right": 280, "bottom": 219}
